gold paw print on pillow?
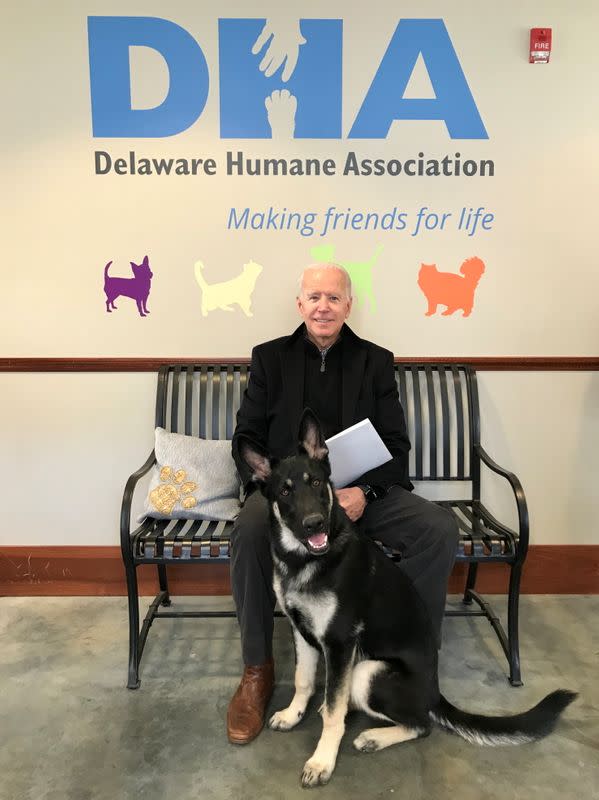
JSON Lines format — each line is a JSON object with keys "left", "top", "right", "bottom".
{"left": 150, "top": 466, "right": 198, "bottom": 514}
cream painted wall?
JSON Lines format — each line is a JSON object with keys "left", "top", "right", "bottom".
{"left": 0, "top": 371, "right": 597, "bottom": 546}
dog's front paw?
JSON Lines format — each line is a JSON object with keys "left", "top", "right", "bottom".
{"left": 269, "top": 707, "right": 304, "bottom": 731}
{"left": 301, "top": 759, "right": 333, "bottom": 788}
{"left": 353, "top": 731, "right": 380, "bottom": 753}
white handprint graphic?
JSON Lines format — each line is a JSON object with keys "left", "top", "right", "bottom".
{"left": 252, "top": 19, "right": 306, "bottom": 82}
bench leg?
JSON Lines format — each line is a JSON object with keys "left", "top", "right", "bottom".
{"left": 125, "top": 562, "right": 141, "bottom": 690}
{"left": 507, "top": 563, "right": 523, "bottom": 687}
{"left": 157, "top": 565, "right": 171, "bottom": 606}
{"left": 462, "top": 562, "right": 478, "bottom": 604}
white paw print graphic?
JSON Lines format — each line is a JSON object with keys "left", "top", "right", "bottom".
{"left": 265, "top": 89, "right": 297, "bottom": 138}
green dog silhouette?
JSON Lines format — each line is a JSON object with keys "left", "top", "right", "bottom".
{"left": 310, "top": 243, "right": 382, "bottom": 314}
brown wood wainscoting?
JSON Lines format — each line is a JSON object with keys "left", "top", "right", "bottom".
{"left": 0, "top": 545, "right": 597, "bottom": 596}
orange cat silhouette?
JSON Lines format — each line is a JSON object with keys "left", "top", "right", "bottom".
{"left": 417, "top": 257, "right": 485, "bottom": 317}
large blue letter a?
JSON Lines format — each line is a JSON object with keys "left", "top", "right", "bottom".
{"left": 349, "top": 19, "right": 487, "bottom": 139}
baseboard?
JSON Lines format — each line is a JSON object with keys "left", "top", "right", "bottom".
{"left": 0, "top": 545, "right": 597, "bottom": 596}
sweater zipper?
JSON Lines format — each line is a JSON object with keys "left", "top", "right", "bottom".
{"left": 320, "top": 346, "right": 330, "bottom": 372}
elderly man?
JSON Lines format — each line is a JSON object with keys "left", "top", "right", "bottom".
{"left": 227, "top": 263, "right": 458, "bottom": 744}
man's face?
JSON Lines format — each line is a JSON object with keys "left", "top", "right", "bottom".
{"left": 297, "top": 268, "right": 352, "bottom": 347}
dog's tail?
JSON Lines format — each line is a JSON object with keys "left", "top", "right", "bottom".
{"left": 104, "top": 261, "right": 113, "bottom": 281}
{"left": 431, "top": 690, "right": 576, "bottom": 746}
{"left": 193, "top": 260, "right": 208, "bottom": 289}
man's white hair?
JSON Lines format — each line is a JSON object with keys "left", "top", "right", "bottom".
{"left": 297, "top": 262, "right": 352, "bottom": 298}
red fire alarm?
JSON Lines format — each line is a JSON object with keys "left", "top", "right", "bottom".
{"left": 530, "top": 28, "right": 552, "bottom": 63}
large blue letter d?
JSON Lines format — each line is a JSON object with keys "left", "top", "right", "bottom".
{"left": 88, "top": 16, "right": 209, "bottom": 137}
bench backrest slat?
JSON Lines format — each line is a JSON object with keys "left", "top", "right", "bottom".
{"left": 452, "top": 365, "right": 466, "bottom": 478}
{"left": 155, "top": 363, "right": 478, "bottom": 482}
{"left": 439, "top": 366, "right": 451, "bottom": 477}
{"left": 185, "top": 365, "right": 194, "bottom": 435}
{"left": 199, "top": 365, "right": 208, "bottom": 438}
{"left": 423, "top": 366, "right": 436, "bottom": 479}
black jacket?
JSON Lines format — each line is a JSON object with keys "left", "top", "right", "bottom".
{"left": 232, "top": 323, "right": 413, "bottom": 493}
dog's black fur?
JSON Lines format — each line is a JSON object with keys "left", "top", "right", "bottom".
{"left": 239, "top": 410, "right": 576, "bottom": 788}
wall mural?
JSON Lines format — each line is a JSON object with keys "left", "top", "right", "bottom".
{"left": 89, "top": 13, "right": 492, "bottom": 332}
{"left": 89, "top": 14, "right": 493, "bottom": 337}
{"left": 88, "top": 11, "right": 492, "bottom": 340}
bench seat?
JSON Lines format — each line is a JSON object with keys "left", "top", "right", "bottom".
{"left": 132, "top": 500, "right": 516, "bottom": 562}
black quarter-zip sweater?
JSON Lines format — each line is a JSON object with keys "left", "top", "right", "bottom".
{"left": 232, "top": 323, "right": 412, "bottom": 494}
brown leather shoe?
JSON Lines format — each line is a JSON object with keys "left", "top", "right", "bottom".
{"left": 227, "top": 658, "right": 275, "bottom": 744}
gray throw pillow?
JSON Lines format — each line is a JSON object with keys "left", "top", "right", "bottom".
{"left": 141, "top": 428, "right": 241, "bottom": 521}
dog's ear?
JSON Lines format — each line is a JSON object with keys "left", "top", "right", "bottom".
{"left": 298, "top": 408, "right": 329, "bottom": 461}
{"left": 142, "top": 255, "right": 149, "bottom": 266}
{"left": 238, "top": 436, "right": 272, "bottom": 483}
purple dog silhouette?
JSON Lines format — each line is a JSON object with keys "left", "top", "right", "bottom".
{"left": 104, "top": 255, "right": 153, "bottom": 317}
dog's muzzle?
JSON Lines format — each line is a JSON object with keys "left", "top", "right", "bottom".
{"left": 302, "top": 514, "right": 329, "bottom": 555}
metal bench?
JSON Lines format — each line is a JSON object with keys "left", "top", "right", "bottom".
{"left": 121, "top": 363, "right": 529, "bottom": 690}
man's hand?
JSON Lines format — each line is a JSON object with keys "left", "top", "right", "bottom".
{"left": 335, "top": 487, "right": 367, "bottom": 522}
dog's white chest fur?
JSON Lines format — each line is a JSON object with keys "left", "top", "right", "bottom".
{"left": 274, "top": 573, "right": 338, "bottom": 642}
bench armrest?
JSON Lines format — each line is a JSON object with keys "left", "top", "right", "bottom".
{"left": 474, "top": 443, "right": 530, "bottom": 560}
{"left": 120, "top": 450, "right": 156, "bottom": 546}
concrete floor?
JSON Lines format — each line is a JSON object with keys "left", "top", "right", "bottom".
{"left": 1, "top": 595, "right": 597, "bottom": 800}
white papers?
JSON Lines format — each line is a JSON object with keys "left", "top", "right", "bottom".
{"left": 325, "top": 419, "right": 392, "bottom": 488}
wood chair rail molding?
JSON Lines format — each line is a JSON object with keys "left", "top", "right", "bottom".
{"left": 1, "top": 357, "right": 598, "bottom": 372}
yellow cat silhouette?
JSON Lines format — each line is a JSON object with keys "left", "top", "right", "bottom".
{"left": 193, "top": 260, "right": 263, "bottom": 317}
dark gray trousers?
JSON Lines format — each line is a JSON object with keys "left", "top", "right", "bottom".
{"left": 230, "top": 486, "right": 459, "bottom": 665}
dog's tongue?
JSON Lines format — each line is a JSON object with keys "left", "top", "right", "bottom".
{"left": 308, "top": 532, "right": 328, "bottom": 549}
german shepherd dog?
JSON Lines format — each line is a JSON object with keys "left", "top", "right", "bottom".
{"left": 239, "top": 410, "right": 576, "bottom": 789}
